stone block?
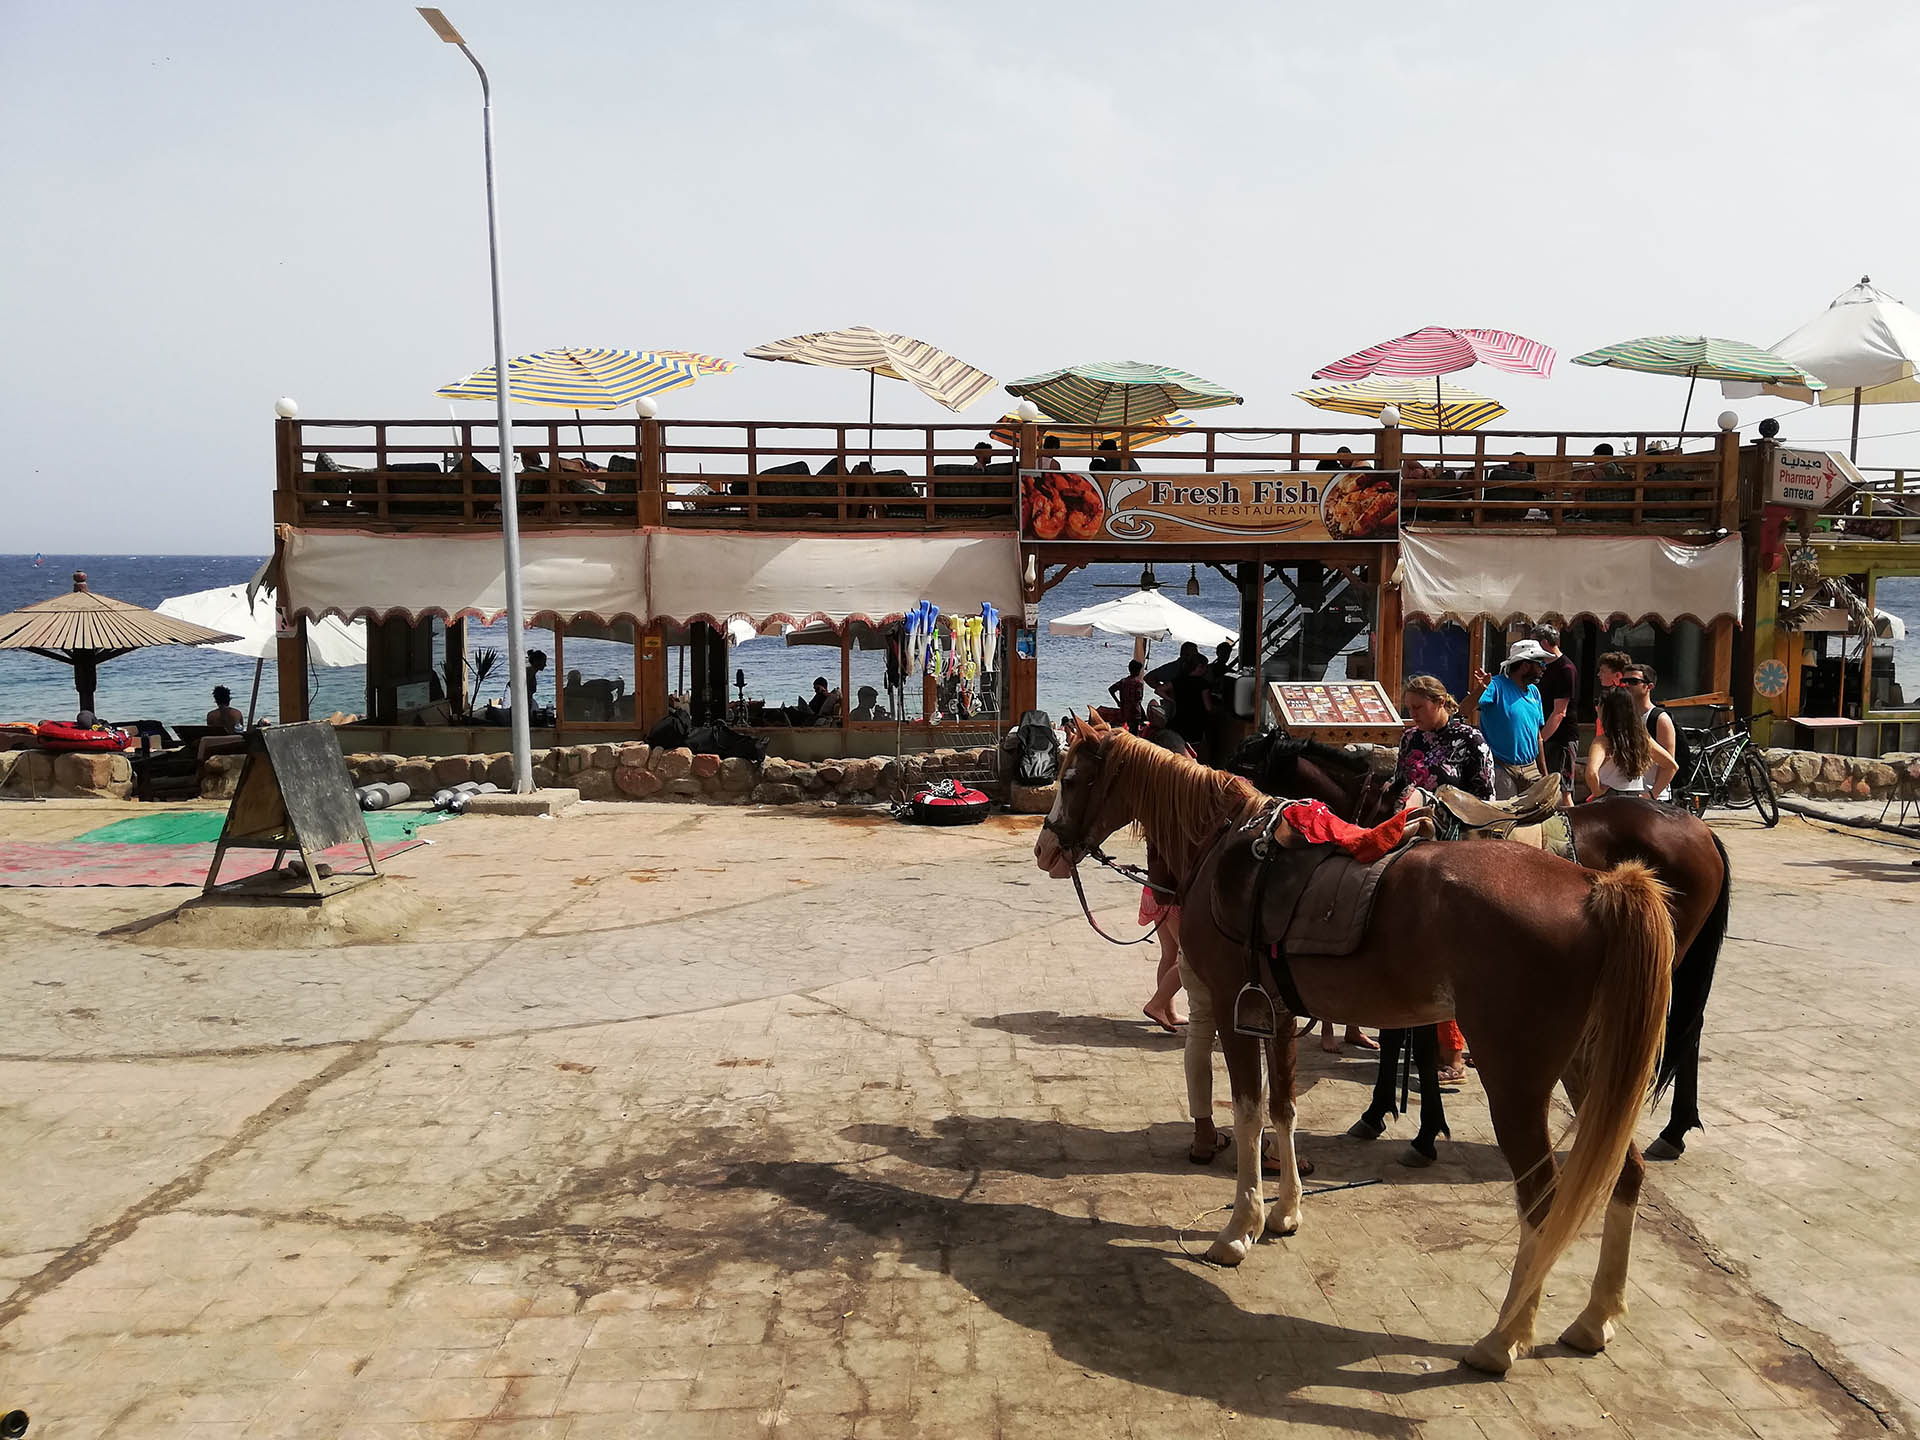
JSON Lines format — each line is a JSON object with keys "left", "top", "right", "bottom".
{"left": 874, "top": 759, "right": 901, "bottom": 793}
{"left": 462, "top": 788, "right": 578, "bottom": 817}
{"left": 397, "top": 760, "right": 436, "bottom": 794}
{"left": 1862, "top": 761, "right": 1899, "bottom": 796}
{"left": 718, "top": 756, "right": 756, "bottom": 791}
{"left": 762, "top": 756, "right": 793, "bottom": 781}
{"left": 1, "top": 750, "right": 53, "bottom": 792}
{"left": 574, "top": 768, "right": 618, "bottom": 801}
{"left": 590, "top": 744, "right": 619, "bottom": 769}
{"left": 815, "top": 763, "right": 846, "bottom": 787}
{"left": 665, "top": 777, "right": 703, "bottom": 796}
{"left": 432, "top": 755, "right": 474, "bottom": 786}
{"left": 1787, "top": 753, "right": 1821, "bottom": 788}
{"left": 691, "top": 753, "right": 721, "bottom": 779}
{"left": 532, "top": 765, "right": 558, "bottom": 790}
{"left": 1818, "top": 754, "right": 1850, "bottom": 785}
{"left": 1010, "top": 783, "right": 1056, "bottom": 815}
{"left": 616, "top": 743, "right": 651, "bottom": 770}
{"left": 751, "top": 782, "right": 804, "bottom": 805}
{"left": 650, "top": 746, "right": 694, "bottom": 780}
{"left": 199, "top": 753, "right": 244, "bottom": 800}
{"left": 54, "top": 751, "right": 133, "bottom": 796}
{"left": 486, "top": 754, "right": 517, "bottom": 788}
{"left": 615, "top": 765, "right": 663, "bottom": 798}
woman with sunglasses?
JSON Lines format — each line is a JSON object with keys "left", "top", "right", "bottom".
{"left": 1603, "top": 665, "right": 1679, "bottom": 798}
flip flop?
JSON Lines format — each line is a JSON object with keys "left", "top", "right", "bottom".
{"left": 1142, "top": 1007, "right": 1185, "bottom": 1035}
{"left": 1262, "top": 1152, "right": 1315, "bottom": 1178}
{"left": 1188, "top": 1134, "right": 1232, "bottom": 1164}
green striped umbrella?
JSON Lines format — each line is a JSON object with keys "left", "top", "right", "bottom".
{"left": 1005, "top": 361, "right": 1242, "bottom": 429}
{"left": 1572, "top": 335, "right": 1824, "bottom": 437}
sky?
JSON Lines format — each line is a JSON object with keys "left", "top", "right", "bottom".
{"left": 5, "top": 0, "right": 1919, "bottom": 554}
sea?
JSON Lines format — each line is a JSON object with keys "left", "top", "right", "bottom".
{"left": 6, "top": 554, "right": 1915, "bottom": 727}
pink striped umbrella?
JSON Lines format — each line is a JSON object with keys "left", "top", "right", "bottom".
{"left": 1312, "top": 326, "right": 1555, "bottom": 455}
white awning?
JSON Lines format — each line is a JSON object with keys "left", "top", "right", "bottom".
{"left": 282, "top": 529, "right": 645, "bottom": 624}
{"left": 645, "top": 532, "right": 1020, "bottom": 629}
{"left": 1400, "top": 533, "right": 1743, "bottom": 629}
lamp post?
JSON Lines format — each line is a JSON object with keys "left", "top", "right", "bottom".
{"left": 419, "top": 7, "right": 533, "bottom": 792}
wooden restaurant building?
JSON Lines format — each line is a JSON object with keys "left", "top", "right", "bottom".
{"left": 266, "top": 411, "right": 1918, "bottom": 758}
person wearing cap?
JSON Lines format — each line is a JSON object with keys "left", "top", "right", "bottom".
{"left": 1470, "top": 640, "right": 1550, "bottom": 798}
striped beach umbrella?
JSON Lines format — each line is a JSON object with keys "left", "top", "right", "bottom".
{"left": 1574, "top": 335, "right": 1824, "bottom": 439}
{"left": 1295, "top": 378, "right": 1507, "bottom": 433}
{"left": 744, "top": 326, "right": 996, "bottom": 413}
{"left": 987, "top": 409, "right": 1196, "bottom": 452}
{"left": 1005, "top": 361, "right": 1242, "bottom": 428}
{"left": 1312, "top": 327, "right": 1553, "bottom": 456}
{"left": 437, "top": 347, "right": 735, "bottom": 409}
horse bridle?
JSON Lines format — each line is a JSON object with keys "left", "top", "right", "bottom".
{"left": 1045, "top": 749, "right": 1178, "bottom": 947}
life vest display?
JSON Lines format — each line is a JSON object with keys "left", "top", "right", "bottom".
{"left": 909, "top": 780, "right": 990, "bottom": 826}
{"left": 35, "top": 721, "right": 131, "bottom": 753}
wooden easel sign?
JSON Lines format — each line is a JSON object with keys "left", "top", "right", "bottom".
{"left": 205, "top": 722, "right": 379, "bottom": 896}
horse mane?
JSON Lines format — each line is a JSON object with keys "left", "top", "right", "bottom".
{"left": 1099, "top": 730, "right": 1267, "bottom": 874}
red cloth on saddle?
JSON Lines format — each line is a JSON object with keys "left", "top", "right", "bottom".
{"left": 1280, "top": 798, "right": 1408, "bottom": 864}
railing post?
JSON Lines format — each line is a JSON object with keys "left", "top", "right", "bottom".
{"left": 640, "top": 417, "right": 662, "bottom": 526}
{"left": 1715, "top": 430, "right": 1741, "bottom": 534}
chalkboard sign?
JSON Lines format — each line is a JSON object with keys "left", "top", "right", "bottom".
{"left": 205, "top": 722, "right": 379, "bottom": 896}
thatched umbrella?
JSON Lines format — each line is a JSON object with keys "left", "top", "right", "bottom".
{"left": 0, "top": 571, "right": 240, "bottom": 717}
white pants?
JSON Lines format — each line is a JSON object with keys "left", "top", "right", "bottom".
{"left": 1179, "top": 953, "right": 1216, "bottom": 1121}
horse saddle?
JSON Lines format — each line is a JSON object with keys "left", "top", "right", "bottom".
{"left": 1210, "top": 807, "right": 1415, "bottom": 959}
{"left": 1433, "top": 772, "right": 1561, "bottom": 836}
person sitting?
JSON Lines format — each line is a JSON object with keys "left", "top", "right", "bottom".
{"left": 1587, "top": 685, "right": 1678, "bottom": 799}
{"left": 971, "top": 442, "right": 997, "bottom": 471}
{"left": 1039, "top": 435, "right": 1063, "bottom": 471}
{"left": 849, "top": 685, "right": 888, "bottom": 721}
{"left": 206, "top": 686, "right": 245, "bottom": 736}
{"left": 804, "top": 676, "right": 843, "bottom": 725}
{"left": 1316, "top": 446, "right": 1356, "bottom": 472}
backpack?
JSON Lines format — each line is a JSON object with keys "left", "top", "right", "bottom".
{"left": 686, "top": 719, "right": 767, "bottom": 764}
{"left": 646, "top": 706, "right": 692, "bottom": 750}
{"left": 1014, "top": 709, "right": 1061, "bottom": 785}
{"left": 1647, "top": 704, "right": 1692, "bottom": 783}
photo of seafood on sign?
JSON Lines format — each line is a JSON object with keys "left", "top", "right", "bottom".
{"left": 1019, "top": 468, "right": 1399, "bottom": 543}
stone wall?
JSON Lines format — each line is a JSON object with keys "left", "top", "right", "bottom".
{"left": 1762, "top": 748, "right": 1919, "bottom": 802}
{"left": 0, "top": 748, "right": 134, "bottom": 800}
{"left": 335, "top": 744, "right": 1000, "bottom": 808}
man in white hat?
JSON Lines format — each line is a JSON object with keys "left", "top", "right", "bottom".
{"left": 1470, "top": 640, "right": 1551, "bottom": 798}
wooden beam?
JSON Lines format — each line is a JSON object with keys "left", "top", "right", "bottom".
{"left": 1374, "top": 543, "right": 1403, "bottom": 699}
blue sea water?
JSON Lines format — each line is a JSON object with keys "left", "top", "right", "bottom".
{"left": 0, "top": 554, "right": 1253, "bottom": 727}
{"left": 7, "top": 555, "right": 1913, "bottom": 728}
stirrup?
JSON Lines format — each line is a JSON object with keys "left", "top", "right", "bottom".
{"left": 1232, "top": 983, "right": 1277, "bottom": 1039}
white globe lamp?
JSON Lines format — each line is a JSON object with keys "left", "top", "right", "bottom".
{"left": 1378, "top": 404, "right": 1400, "bottom": 428}
{"left": 273, "top": 396, "right": 299, "bottom": 419}
{"left": 1717, "top": 410, "right": 1739, "bottom": 431}
{"left": 634, "top": 396, "right": 659, "bottom": 419}
{"left": 1015, "top": 399, "right": 1042, "bottom": 423}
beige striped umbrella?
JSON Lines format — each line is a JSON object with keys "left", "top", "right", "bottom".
{"left": 0, "top": 570, "right": 240, "bottom": 716}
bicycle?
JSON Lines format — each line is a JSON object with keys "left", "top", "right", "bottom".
{"left": 1670, "top": 704, "right": 1779, "bottom": 828}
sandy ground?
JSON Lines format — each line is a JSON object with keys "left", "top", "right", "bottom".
{"left": 0, "top": 796, "right": 1913, "bottom": 1439}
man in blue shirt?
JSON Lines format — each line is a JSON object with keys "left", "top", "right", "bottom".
{"left": 1470, "top": 639, "right": 1550, "bottom": 798}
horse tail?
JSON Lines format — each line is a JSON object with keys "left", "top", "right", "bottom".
{"left": 1506, "top": 861, "right": 1674, "bottom": 1321}
{"left": 1656, "top": 830, "right": 1729, "bottom": 1101}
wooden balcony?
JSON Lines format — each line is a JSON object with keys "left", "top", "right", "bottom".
{"left": 274, "top": 417, "right": 1745, "bottom": 538}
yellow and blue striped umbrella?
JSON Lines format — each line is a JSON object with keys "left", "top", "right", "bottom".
{"left": 437, "top": 347, "right": 736, "bottom": 409}
{"left": 1295, "top": 377, "right": 1507, "bottom": 432}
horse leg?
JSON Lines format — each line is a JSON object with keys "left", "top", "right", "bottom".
{"left": 1351, "top": 1026, "right": 1409, "bottom": 1138}
{"left": 1403, "top": 1024, "right": 1452, "bottom": 1167}
{"left": 1264, "top": 1020, "right": 1304, "bottom": 1235}
{"left": 1204, "top": 1026, "right": 1269, "bottom": 1265}
{"left": 1648, "top": 1031, "right": 1700, "bottom": 1159}
{"left": 1463, "top": 1083, "right": 1557, "bottom": 1374}
{"left": 1559, "top": 1058, "right": 1645, "bottom": 1353}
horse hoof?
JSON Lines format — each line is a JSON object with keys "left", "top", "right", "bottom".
{"left": 1559, "top": 1312, "right": 1615, "bottom": 1354}
{"left": 1400, "top": 1141, "right": 1437, "bottom": 1168}
{"left": 1461, "top": 1335, "right": 1520, "bottom": 1375}
{"left": 1347, "top": 1116, "right": 1386, "bottom": 1141}
{"left": 1267, "top": 1206, "right": 1301, "bottom": 1237}
{"left": 1206, "top": 1234, "right": 1252, "bottom": 1267}
{"left": 1645, "top": 1135, "right": 1685, "bottom": 1161}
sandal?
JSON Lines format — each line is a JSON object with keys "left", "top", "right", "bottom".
{"left": 1435, "top": 1064, "right": 1468, "bottom": 1083}
{"left": 1189, "top": 1134, "right": 1232, "bottom": 1165}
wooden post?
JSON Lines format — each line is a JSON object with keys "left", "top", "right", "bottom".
{"left": 840, "top": 629, "right": 853, "bottom": 741}
{"left": 639, "top": 418, "right": 663, "bottom": 526}
{"left": 637, "top": 623, "right": 668, "bottom": 729}
{"left": 1374, "top": 542, "right": 1403, "bottom": 700}
{"left": 1251, "top": 552, "right": 1265, "bottom": 726}
{"left": 446, "top": 617, "right": 468, "bottom": 717}
{"left": 271, "top": 420, "right": 308, "bottom": 723}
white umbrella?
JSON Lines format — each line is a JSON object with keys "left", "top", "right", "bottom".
{"left": 1048, "top": 589, "right": 1235, "bottom": 649}
{"left": 1722, "top": 276, "right": 1920, "bottom": 457}
{"left": 158, "top": 583, "right": 365, "bottom": 724}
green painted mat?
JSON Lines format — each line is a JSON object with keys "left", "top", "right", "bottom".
{"left": 75, "top": 808, "right": 455, "bottom": 846}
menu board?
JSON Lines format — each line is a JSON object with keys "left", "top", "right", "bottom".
{"left": 1269, "top": 680, "right": 1402, "bottom": 729}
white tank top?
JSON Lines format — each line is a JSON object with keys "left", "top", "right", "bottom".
{"left": 1596, "top": 751, "right": 1654, "bottom": 794}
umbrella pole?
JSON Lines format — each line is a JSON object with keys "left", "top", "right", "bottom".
{"left": 1678, "top": 369, "right": 1698, "bottom": 447}
{"left": 868, "top": 369, "right": 876, "bottom": 467}
{"left": 1850, "top": 387, "right": 1863, "bottom": 461}
{"left": 246, "top": 654, "right": 263, "bottom": 728}
{"left": 1433, "top": 375, "right": 1444, "bottom": 462}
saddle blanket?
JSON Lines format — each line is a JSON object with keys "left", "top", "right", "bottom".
{"left": 1210, "top": 808, "right": 1418, "bottom": 959}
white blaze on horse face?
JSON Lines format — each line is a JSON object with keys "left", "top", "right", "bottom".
{"left": 1033, "top": 768, "right": 1078, "bottom": 878}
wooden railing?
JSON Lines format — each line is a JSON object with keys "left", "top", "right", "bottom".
{"left": 275, "top": 417, "right": 1739, "bottom": 536}
{"left": 1827, "top": 468, "right": 1920, "bottom": 544}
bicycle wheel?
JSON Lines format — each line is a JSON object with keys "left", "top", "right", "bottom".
{"left": 1740, "top": 750, "right": 1780, "bottom": 827}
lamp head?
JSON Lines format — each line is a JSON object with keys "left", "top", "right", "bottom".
{"left": 418, "top": 8, "right": 466, "bottom": 43}
{"left": 273, "top": 396, "right": 299, "bottom": 419}
{"left": 1014, "top": 399, "right": 1041, "bottom": 423}
{"left": 634, "top": 396, "right": 659, "bottom": 419}
{"left": 1758, "top": 416, "right": 1781, "bottom": 439}
{"left": 1378, "top": 403, "right": 1400, "bottom": 428}
{"left": 1184, "top": 565, "right": 1201, "bottom": 597}
{"left": 1717, "top": 410, "right": 1739, "bottom": 431}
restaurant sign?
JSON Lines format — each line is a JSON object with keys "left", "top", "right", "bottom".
{"left": 1020, "top": 468, "right": 1399, "bottom": 544}
{"left": 1267, "top": 680, "right": 1403, "bottom": 729}
{"left": 1767, "top": 447, "right": 1862, "bottom": 510}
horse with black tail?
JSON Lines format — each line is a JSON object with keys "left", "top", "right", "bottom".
{"left": 1230, "top": 730, "right": 1729, "bottom": 1160}
{"left": 1037, "top": 714, "right": 1674, "bottom": 1372}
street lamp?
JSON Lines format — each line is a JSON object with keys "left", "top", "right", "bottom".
{"left": 419, "top": 7, "right": 533, "bottom": 793}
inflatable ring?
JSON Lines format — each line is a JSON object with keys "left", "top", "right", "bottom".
{"left": 909, "top": 784, "right": 990, "bottom": 826}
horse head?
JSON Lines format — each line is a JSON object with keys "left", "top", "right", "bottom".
{"left": 1033, "top": 710, "right": 1132, "bottom": 879}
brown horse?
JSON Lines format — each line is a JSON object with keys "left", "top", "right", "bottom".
{"left": 1230, "top": 730, "right": 1729, "bottom": 1158}
{"left": 1035, "top": 718, "right": 1674, "bottom": 1373}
